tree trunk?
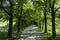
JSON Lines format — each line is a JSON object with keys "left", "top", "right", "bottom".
{"left": 44, "top": 8, "right": 47, "bottom": 33}
{"left": 51, "top": 11, "right": 56, "bottom": 38}
{"left": 8, "top": 2, "right": 13, "bottom": 39}
{"left": 40, "top": 22, "right": 41, "bottom": 29}
{"left": 44, "top": 0, "right": 47, "bottom": 33}
{"left": 17, "top": 4, "right": 23, "bottom": 34}
{"left": 18, "top": 17, "right": 20, "bottom": 33}
{"left": 8, "top": 14, "right": 13, "bottom": 40}
{"left": 42, "top": 19, "right": 44, "bottom": 30}
{"left": 51, "top": 0, "right": 56, "bottom": 38}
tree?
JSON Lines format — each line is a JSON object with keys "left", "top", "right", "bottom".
{"left": 51, "top": 0, "right": 56, "bottom": 38}
{"left": 44, "top": 0, "right": 47, "bottom": 33}
{"left": 49, "top": 0, "right": 60, "bottom": 38}
{"left": 0, "top": 0, "right": 14, "bottom": 39}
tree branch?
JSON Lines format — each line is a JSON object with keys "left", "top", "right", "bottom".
{"left": 55, "top": 7, "right": 60, "bottom": 13}
{"left": 2, "top": 7, "right": 10, "bottom": 16}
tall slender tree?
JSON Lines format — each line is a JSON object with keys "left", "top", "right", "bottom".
{"left": 49, "top": 0, "right": 60, "bottom": 38}
{"left": 44, "top": 0, "right": 47, "bottom": 33}
{"left": 8, "top": 1, "right": 13, "bottom": 40}
{"left": 17, "top": 0, "right": 23, "bottom": 34}
{"left": 51, "top": 0, "right": 56, "bottom": 38}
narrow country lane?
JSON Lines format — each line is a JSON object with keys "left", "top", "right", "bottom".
{"left": 18, "top": 25, "right": 47, "bottom": 40}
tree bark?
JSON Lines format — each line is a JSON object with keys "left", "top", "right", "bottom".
{"left": 40, "top": 22, "right": 41, "bottom": 29}
{"left": 44, "top": 8, "right": 47, "bottom": 33}
{"left": 8, "top": 1, "right": 13, "bottom": 40}
{"left": 42, "top": 19, "right": 44, "bottom": 30}
{"left": 44, "top": 0, "right": 47, "bottom": 33}
{"left": 17, "top": 4, "right": 23, "bottom": 34}
{"left": 51, "top": 0, "right": 56, "bottom": 38}
{"left": 51, "top": 10, "right": 56, "bottom": 38}
{"left": 18, "top": 16, "right": 21, "bottom": 33}
{"left": 8, "top": 14, "right": 13, "bottom": 40}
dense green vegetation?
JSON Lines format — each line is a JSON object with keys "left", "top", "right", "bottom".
{"left": 0, "top": 0, "right": 60, "bottom": 40}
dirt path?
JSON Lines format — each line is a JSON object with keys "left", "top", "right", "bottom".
{"left": 18, "top": 25, "right": 47, "bottom": 40}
